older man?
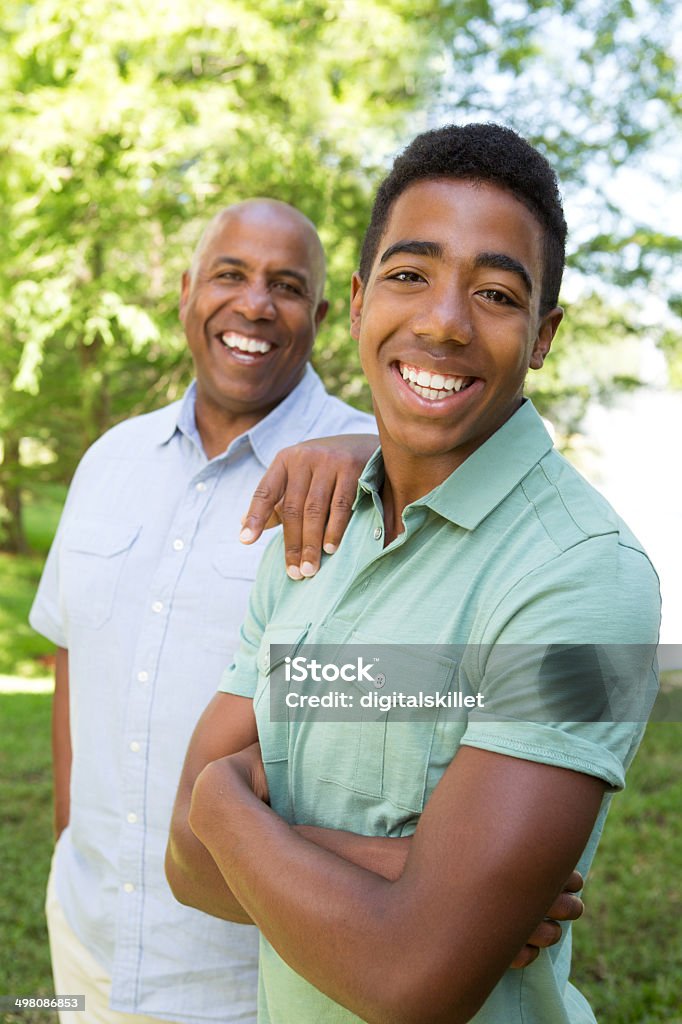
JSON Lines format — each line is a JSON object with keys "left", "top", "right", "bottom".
{"left": 30, "top": 199, "right": 375, "bottom": 1023}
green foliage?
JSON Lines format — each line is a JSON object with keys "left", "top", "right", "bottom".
{"left": 1, "top": 0, "right": 680, "bottom": 549}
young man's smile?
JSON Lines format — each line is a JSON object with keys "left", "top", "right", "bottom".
{"left": 350, "top": 178, "right": 563, "bottom": 492}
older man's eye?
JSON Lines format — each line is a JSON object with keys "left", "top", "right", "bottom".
{"left": 273, "top": 280, "right": 304, "bottom": 295}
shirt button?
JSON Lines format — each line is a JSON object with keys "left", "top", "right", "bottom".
{"left": 196, "top": 481, "right": 207, "bottom": 492}
{"left": 126, "top": 812, "right": 138, "bottom": 824}
{"left": 373, "top": 526, "right": 383, "bottom": 540}
{"left": 123, "top": 882, "right": 135, "bottom": 894}
{"left": 173, "top": 538, "right": 184, "bottom": 551}
{"left": 129, "top": 741, "right": 140, "bottom": 753}
{"left": 137, "top": 670, "right": 149, "bottom": 683}
{"left": 151, "top": 601, "right": 164, "bottom": 614}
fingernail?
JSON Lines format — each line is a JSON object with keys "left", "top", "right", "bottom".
{"left": 323, "top": 543, "right": 337, "bottom": 555}
{"left": 287, "top": 565, "right": 304, "bottom": 580}
{"left": 300, "top": 561, "right": 317, "bottom": 577}
{"left": 240, "top": 528, "right": 254, "bottom": 543}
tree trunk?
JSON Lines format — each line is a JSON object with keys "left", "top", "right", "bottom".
{"left": 0, "top": 431, "right": 28, "bottom": 553}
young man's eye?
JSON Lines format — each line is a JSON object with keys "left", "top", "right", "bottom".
{"left": 479, "top": 288, "right": 516, "bottom": 305}
{"left": 387, "top": 270, "right": 425, "bottom": 283}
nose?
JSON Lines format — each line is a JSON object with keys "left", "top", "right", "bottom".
{"left": 411, "top": 281, "right": 473, "bottom": 346}
{"left": 232, "top": 279, "right": 277, "bottom": 321}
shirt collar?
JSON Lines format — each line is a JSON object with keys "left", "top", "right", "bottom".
{"left": 247, "top": 365, "right": 334, "bottom": 469}
{"left": 154, "top": 367, "right": 333, "bottom": 468}
{"left": 153, "top": 382, "right": 197, "bottom": 446}
{"left": 354, "top": 400, "right": 554, "bottom": 529}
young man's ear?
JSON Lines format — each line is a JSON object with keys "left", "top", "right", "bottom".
{"left": 349, "top": 272, "right": 364, "bottom": 341}
{"left": 530, "top": 306, "right": 563, "bottom": 370}
{"left": 179, "top": 270, "right": 191, "bottom": 325}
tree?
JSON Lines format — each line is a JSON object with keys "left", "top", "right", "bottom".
{"left": 1, "top": 0, "right": 680, "bottom": 549}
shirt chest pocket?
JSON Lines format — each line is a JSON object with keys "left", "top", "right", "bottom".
{"left": 316, "top": 642, "right": 456, "bottom": 816}
{"left": 203, "top": 542, "right": 261, "bottom": 655}
{"left": 61, "top": 519, "right": 141, "bottom": 629}
{"left": 254, "top": 624, "right": 311, "bottom": 764}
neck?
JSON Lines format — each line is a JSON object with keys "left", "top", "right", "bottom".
{"left": 194, "top": 395, "right": 271, "bottom": 460}
{"left": 379, "top": 452, "right": 453, "bottom": 544}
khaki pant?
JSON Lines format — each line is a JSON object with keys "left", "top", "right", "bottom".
{"left": 45, "top": 867, "right": 176, "bottom": 1024}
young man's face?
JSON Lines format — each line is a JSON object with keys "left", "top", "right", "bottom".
{"left": 350, "top": 179, "right": 562, "bottom": 477}
{"left": 180, "top": 203, "right": 328, "bottom": 423}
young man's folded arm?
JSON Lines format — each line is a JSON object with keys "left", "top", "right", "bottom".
{"left": 165, "top": 692, "right": 259, "bottom": 924}
{"left": 189, "top": 744, "right": 605, "bottom": 1024}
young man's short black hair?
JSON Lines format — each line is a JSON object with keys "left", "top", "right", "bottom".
{"left": 359, "top": 123, "right": 567, "bottom": 314}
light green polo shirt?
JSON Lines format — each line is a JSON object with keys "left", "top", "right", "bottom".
{"left": 221, "top": 399, "right": 660, "bottom": 1024}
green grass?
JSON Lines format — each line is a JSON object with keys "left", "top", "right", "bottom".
{"left": 572, "top": 720, "right": 682, "bottom": 1023}
{"left": 0, "top": 693, "right": 55, "bottom": 1024}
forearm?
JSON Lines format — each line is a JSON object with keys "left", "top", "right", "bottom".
{"left": 191, "top": 765, "right": 418, "bottom": 1023}
{"left": 190, "top": 751, "right": 604, "bottom": 1024}
{"left": 52, "top": 647, "right": 72, "bottom": 839}
{"left": 295, "top": 825, "right": 410, "bottom": 881}
{"left": 166, "top": 802, "right": 253, "bottom": 924}
{"left": 165, "top": 691, "right": 260, "bottom": 923}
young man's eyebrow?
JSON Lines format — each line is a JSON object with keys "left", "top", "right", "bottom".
{"left": 474, "top": 252, "right": 533, "bottom": 295}
{"left": 211, "top": 256, "right": 310, "bottom": 290}
{"left": 379, "top": 240, "right": 444, "bottom": 264}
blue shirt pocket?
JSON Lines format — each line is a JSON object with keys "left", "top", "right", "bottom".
{"left": 61, "top": 518, "right": 141, "bottom": 629}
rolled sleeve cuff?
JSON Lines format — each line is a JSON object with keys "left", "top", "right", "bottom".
{"left": 460, "top": 721, "right": 628, "bottom": 790}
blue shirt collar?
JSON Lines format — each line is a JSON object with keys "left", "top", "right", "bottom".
{"left": 154, "top": 366, "right": 334, "bottom": 469}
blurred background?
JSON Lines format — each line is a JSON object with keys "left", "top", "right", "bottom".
{"left": 0, "top": 4, "right": 681, "bottom": 1018}
{"left": 0, "top": 0, "right": 680, "bottom": 654}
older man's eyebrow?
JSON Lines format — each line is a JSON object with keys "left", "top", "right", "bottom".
{"left": 475, "top": 252, "right": 533, "bottom": 295}
{"left": 379, "top": 240, "right": 444, "bottom": 264}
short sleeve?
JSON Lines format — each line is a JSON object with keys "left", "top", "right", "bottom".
{"left": 459, "top": 536, "right": 661, "bottom": 789}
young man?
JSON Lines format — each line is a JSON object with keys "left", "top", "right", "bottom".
{"left": 168, "top": 127, "right": 660, "bottom": 1023}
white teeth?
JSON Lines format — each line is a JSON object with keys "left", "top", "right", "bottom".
{"left": 398, "top": 362, "right": 472, "bottom": 397}
{"left": 221, "top": 333, "right": 272, "bottom": 354}
{"left": 413, "top": 384, "right": 449, "bottom": 401}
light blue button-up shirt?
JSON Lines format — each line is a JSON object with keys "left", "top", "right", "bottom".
{"left": 30, "top": 366, "right": 374, "bottom": 1023}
